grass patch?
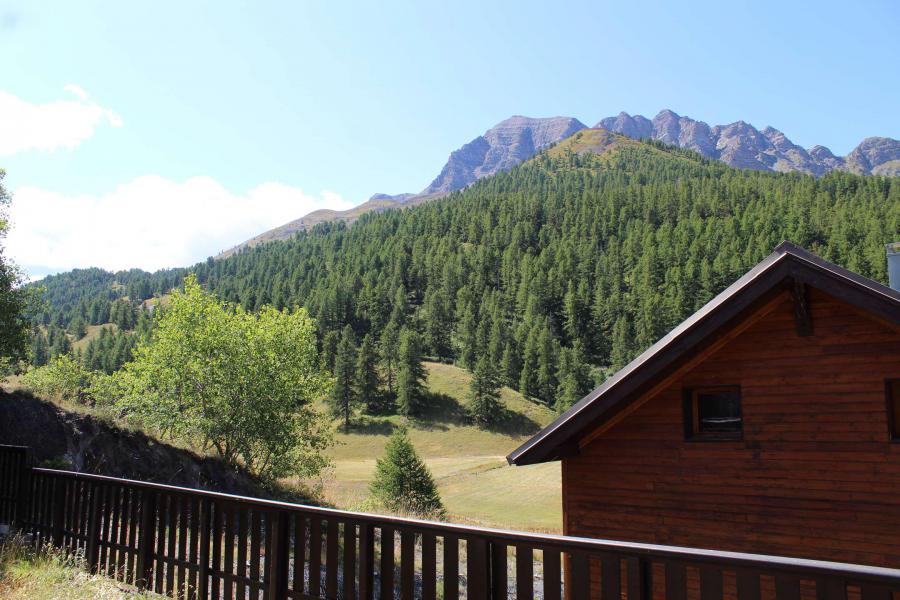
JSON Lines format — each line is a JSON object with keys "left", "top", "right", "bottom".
{"left": 72, "top": 324, "right": 119, "bottom": 353}
{"left": 0, "top": 535, "right": 162, "bottom": 599}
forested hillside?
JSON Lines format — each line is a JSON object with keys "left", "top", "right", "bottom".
{"left": 31, "top": 138, "right": 900, "bottom": 409}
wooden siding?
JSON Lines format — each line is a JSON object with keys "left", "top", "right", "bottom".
{"left": 564, "top": 288, "right": 900, "bottom": 568}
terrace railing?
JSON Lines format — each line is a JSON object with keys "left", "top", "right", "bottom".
{"left": 1, "top": 444, "right": 900, "bottom": 599}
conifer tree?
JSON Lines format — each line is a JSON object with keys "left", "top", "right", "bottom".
{"left": 369, "top": 429, "right": 444, "bottom": 516}
{"left": 356, "top": 333, "right": 386, "bottom": 414}
{"left": 389, "top": 286, "right": 410, "bottom": 327}
{"left": 468, "top": 353, "right": 503, "bottom": 426}
{"left": 535, "top": 322, "right": 560, "bottom": 403}
{"left": 500, "top": 340, "right": 521, "bottom": 388}
{"left": 423, "top": 288, "right": 453, "bottom": 360}
{"left": 455, "top": 291, "right": 477, "bottom": 368}
{"left": 519, "top": 326, "right": 540, "bottom": 398}
{"left": 610, "top": 315, "right": 633, "bottom": 370}
{"left": 379, "top": 322, "right": 399, "bottom": 395}
{"left": 49, "top": 328, "right": 72, "bottom": 358}
{"left": 329, "top": 325, "right": 357, "bottom": 427}
{"left": 71, "top": 316, "right": 87, "bottom": 340}
{"left": 487, "top": 318, "right": 505, "bottom": 365}
{"left": 30, "top": 330, "right": 49, "bottom": 367}
{"left": 321, "top": 329, "right": 340, "bottom": 372}
{"left": 555, "top": 342, "right": 593, "bottom": 412}
{"left": 396, "top": 327, "right": 427, "bottom": 417}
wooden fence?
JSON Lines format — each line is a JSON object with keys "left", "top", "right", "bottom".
{"left": 2, "top": 445, "right": 900, "bottom": 599}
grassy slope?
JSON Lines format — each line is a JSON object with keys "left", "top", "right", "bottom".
{"left": 71, "top": 323, "right": 119, "bottom": 353}
{"left": 309, "top": 362, "right": 563, "bottom": 532}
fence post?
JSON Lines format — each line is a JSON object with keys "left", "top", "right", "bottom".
{"left": 627, "top": 557, "right": 652, "bottom": 600}
{"left": 135, "top": 488, "right": 157, "bottom": 589}
{"left": 86, "top": 483, "right": 103, "bottom": 573}
{"left": 51, "top": 475, "right": 66, "bottom": 547}
{"left": 198, "top": 498, "right": 211, "bottom": 600}
{"left": 266, "top": 510, "right": 290, "bottom": 600}
{"left": 359, "top": 523, "right": 375, "bottom": 600}
{"left": 467, "top": 537, "right": 491, "bottom": 600}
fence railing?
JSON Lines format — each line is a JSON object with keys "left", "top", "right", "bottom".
{"left": 2, "top": 445, "right": 900, "bottom": 599}
{"left": 0, "top": 444, "right": 30, "bottom": 527}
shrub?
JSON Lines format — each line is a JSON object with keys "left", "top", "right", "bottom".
{"left": 20, "top": 354, "right": 93, "bottom": 404}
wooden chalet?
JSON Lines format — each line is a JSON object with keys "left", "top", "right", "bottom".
{"left": 509, "top": 242, "right": 900, "bottom": 568}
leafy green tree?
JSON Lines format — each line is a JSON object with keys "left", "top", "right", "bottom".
{"left": 468, "top": 353, "right": 503, "bottom": 426}
{"left": 113, "top": 275, "right": 333, "bottom": 481}
{"left": 21, "top": 354, "right": 93, "bottom": 403}
{"left": 0, "top": 170, "right": 31, "bottom": 367}
{"left": 396, "top": 327, "right": 427, "bottom": 417}
{"left": 369, "top": 429, "right": 444, "bottom": 516}
{"left": 329, "top": 325, "right": 357, "bottom": 428}
{"left": 356, "top": 333, "right": 386, "bottom": 414}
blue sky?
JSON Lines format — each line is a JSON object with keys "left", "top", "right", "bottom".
{"left": 1, "top": 0, "right": 898, "bottom": 277}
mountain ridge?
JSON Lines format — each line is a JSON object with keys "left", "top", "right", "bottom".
{"left": 598, "top": 109, "right": 900, "bottom": 176}
{"left": 221, "top": 110, "right": 899, "bottom": 256}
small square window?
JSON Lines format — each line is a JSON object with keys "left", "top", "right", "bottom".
{"left": 684, "top": 386, "right": 742, "bottom": 440}
{"left": 888, "top": 379, "right": 900, "bottom": 441}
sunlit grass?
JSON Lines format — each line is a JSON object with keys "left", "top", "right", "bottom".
{"left": 0, "top": 535, "right": 162, "bottom": 600}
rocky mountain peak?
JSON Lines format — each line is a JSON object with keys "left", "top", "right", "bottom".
{"left": 808, "top": 145, "right": 837, "bottom": 160}
{"left": 597, "top": 112, "right": 652, "bottom": 140}
{"left": 597, "top": 110, "right": 899, "bottom": 176}
{"left": 422, "top": 115, "right": 587, "bottom": 194}
{"left": 846, "top": 137, "right": 900, "bottom": 176}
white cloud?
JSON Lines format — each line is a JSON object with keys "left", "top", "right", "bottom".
{"left": 6, "top": 176, "right": 355, "bottom": 276}
{"left": 0, "top": 86, "right": 123, "bottom": 156}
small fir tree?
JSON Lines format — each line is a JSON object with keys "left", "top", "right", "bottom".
{"left": 468, "top": 353, "right": 503, "bottom": 426}
{"left": 369, "top": 429, "right": 444, "bottom": 516}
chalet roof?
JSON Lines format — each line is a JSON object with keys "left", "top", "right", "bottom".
{"left": 507, "top": 242, "right": 900, "bottom": 466}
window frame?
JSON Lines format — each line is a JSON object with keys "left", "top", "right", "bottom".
{"left": 887, "top": 379, "right": 900, "bottom": 442}
{"left": 683, "top": 385, "right": 743, "bottom": 442}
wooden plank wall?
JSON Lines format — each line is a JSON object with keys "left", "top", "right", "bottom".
{"left": 565, "top": 289, "right": 900, "bottom": 568}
